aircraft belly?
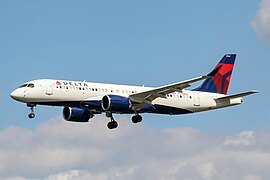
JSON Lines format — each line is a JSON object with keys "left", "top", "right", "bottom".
{"left": 152, "top": 98, "right": 194, "bottom": 114}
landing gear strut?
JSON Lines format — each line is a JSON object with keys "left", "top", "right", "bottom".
{"left": 132, "top": 114, "right": 142, "bottom": 124}
{"left": 106, "top": 112, "right": 118, "bottom": 129}
{"left": 27, "top": 103, "right": 36, "bottom": 119}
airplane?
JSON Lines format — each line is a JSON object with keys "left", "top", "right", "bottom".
{"left": 10, "top": 54, "right": 257, "bottom": 129}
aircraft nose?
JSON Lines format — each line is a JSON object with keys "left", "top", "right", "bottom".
{"left": 10, "top": 89, "right": 23, "bottom": 101}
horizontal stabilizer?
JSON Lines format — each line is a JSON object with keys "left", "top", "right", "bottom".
{"left": 214, "top": 90, "right": 258, "bottom": 102}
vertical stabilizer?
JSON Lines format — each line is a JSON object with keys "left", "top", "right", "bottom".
{"left": 193, "top": 54, "right": 236, "bottom": 94}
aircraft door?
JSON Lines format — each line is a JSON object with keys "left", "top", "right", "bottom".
{"left": 193, "top": 92, "right": 200, "bottom": 106}
{"left": 45, "top": 80, "right": 53, "bottom": 95}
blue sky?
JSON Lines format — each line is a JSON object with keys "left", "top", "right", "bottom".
{"left": 1, "top": 0, "right": 270, "bottom": 179}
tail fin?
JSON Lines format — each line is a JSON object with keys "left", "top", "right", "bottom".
{"left": 193, "top": 54, "right": 236, "bottom": 94}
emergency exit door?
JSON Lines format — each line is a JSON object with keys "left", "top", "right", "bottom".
{"left": 45, "top": 80, "right": 53, "bottom": 95}
{"left": 193, "top": 92, "right": 200, "bottom": 106}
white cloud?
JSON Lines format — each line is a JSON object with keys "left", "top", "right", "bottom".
{"left": 0, "top": 116, "right": 270, "bottom": 179}
{"left": 224, "top": 131, "right": 254, "bottom": 146}
{"left": 251, "top": 0, "right": 270, "bottom": 41}
{"left": 196, "top": 162, "right": 217, "bottom": 180}
{"left": 46, "top": 170, "right": 80, "bottom": 180}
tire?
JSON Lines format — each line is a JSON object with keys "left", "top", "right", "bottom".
{"left": 132, "top": 115, "right": 142, "bottom": 123}
{"left": 28, "top": 113, "right": 35, "bottom": 119}
{"left": 107, "top": 121, "right": 118, "bottom": 129}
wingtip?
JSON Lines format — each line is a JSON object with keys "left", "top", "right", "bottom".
{"left": 250, "top": 90, "right": 259, "bottom": 94}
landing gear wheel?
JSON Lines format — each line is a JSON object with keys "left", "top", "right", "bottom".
{"left": 28, "top": 113, "right": 35, "bottom": 119}
{"left": 107, "top": 121, "right": 118, "bottom": 129}
{"left": 132, "top": 114, "right": 142, "bottom": 123}
{"left": 106, "top": 112, "right": 118, "bottom": 129}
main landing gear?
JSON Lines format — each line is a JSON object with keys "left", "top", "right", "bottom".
{"left": 27, "top": 103, "right": 36, "bottom": 119}
{"left": 106, "top": 112, "right": 118, "bottom": 130}
{"left": 132, "top": 114, "right": 142, "bottom": 124}
{"left": 105, "top": 112, "right": 143, "bottom": 130}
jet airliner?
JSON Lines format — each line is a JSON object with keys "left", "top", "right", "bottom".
{"left": 10, "top": 54, "right": 257, "bottom": 129}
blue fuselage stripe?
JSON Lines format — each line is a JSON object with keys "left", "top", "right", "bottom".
{"left": 35, "top": 101, "right": 193, "bottom": 115}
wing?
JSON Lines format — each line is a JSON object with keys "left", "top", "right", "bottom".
{"left": 80, "top": 96, "right": 103, "bottom": 112}
{"left": 128, "top": 67, "right": 221, "bottom": 111}
{"left": 129, "top": 75, "right": 207, "bottom": 104}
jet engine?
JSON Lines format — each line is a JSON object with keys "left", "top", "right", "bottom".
{"left": 101, "top": 95, "right": 131, "bottom": 113}
{"left": 62, "top": 107, "right": 92, "bottom": 122}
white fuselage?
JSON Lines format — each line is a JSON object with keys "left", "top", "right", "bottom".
{"left": 10, "top": 53, "right": 256, "bottom": 129}
{"left": 10, "top": 79, "right": 243, "bottom": 115}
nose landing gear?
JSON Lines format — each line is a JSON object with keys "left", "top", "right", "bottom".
{"left": 27, "top": 103, "right": 36, "bottom": 119}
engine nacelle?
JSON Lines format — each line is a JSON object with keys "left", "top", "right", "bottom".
{"left": 101, "top": 95, "right": 131, "bottom": 112}
{"left": 62, "top": 107, "right": 92, "bottom": 122}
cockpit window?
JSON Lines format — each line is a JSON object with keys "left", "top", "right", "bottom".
{"left": 19, "top": 84, "right": 28, "bottom": 88}
{"left": 27, "top": 83, "right": 35, "bottom": 88}
{"left": 18, "top": 83, "right": 35, "bottom": 88}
